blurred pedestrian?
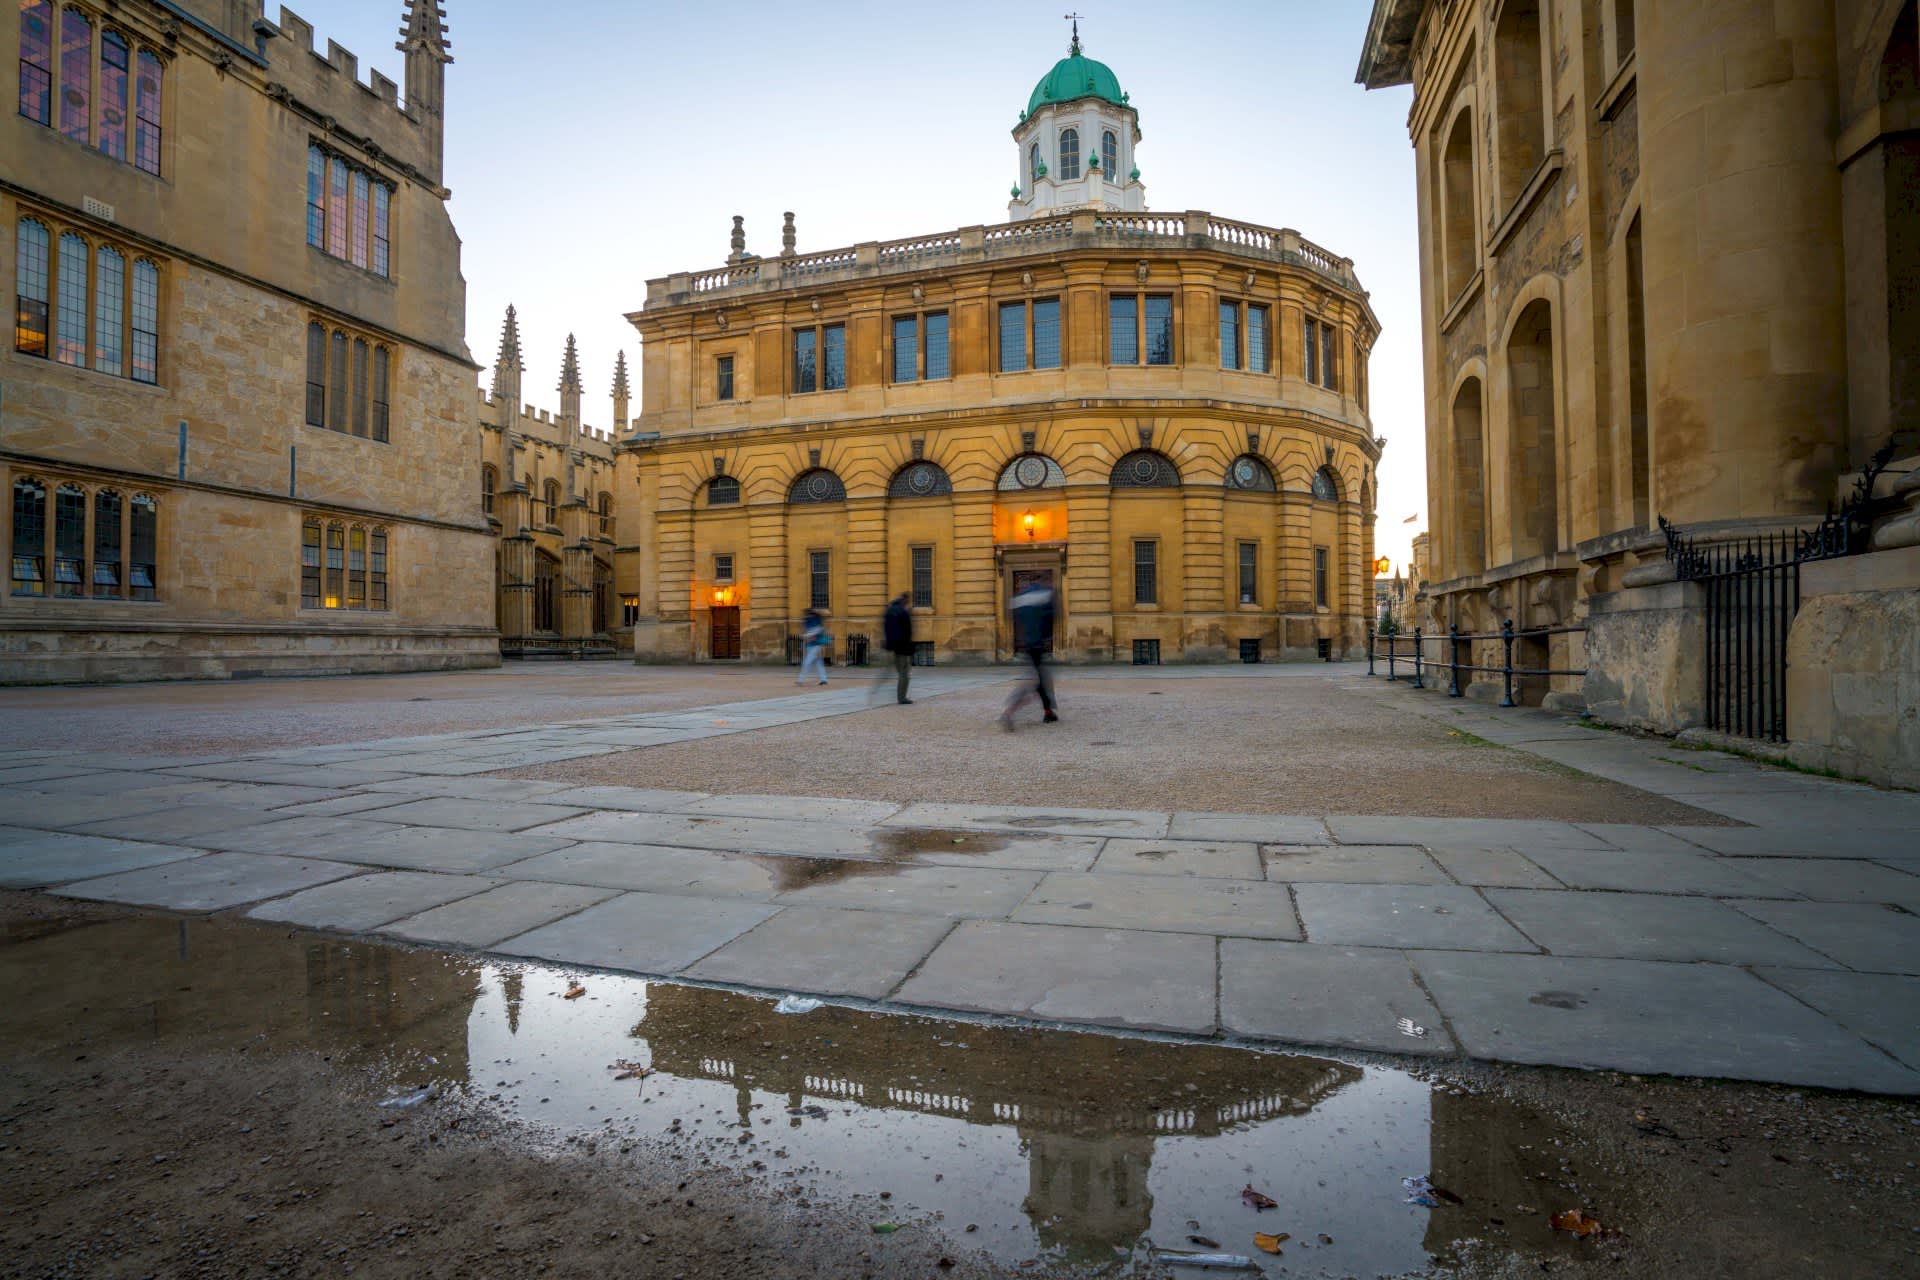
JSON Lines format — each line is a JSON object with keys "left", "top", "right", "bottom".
{"left": 796, "top": 608, "right": 829, "bottom": 686}
{"left": 882, "top": 592, "right": 915, "bottom": 705}
{"left": 1002, "top": 580, "right": 1058, "bottom": 729}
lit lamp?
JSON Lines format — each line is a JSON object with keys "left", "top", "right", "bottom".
{"left": 1022, "top": 509, "right": 1037, "bottom": 541}
{"left": 1373, "top": 556, "right": 1392, "bottom": 577}
{"left": 711, "top": 585, "right": 734, "bottom": 606}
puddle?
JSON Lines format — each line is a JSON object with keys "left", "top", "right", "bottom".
{"left": 869, "top": 827, "right": 1011, "bottom": 858}
{"left": 0, "top": 914, "right": 1634, "bottom": 1277}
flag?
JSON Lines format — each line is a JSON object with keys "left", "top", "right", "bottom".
{"left": 1403, "top": 512, "right": 1418, "bottom": 523}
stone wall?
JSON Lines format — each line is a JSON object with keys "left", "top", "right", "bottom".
{"left": 1784, "top": 543, "right": 1920, "bottom": 788}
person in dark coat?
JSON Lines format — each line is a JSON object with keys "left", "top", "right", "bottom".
{"left": 1001, "top": 580, "right": 1058, "bottom": 729}
{"left": 882, "top": 592, "right": 915, "bottom": 705}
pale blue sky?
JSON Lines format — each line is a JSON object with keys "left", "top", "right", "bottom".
{"left": 318, "top": 0, "right": 1425, "bottom": 565}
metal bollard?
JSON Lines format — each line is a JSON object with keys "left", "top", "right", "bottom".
{"left": 1367, "top": 628, "right": 1375, "bottom": 676}
{"left": 1411, "top": 627, "right": 1425, "bottom": 689}
{"left": 1447, "top": 624, "right": 1463, "bottom": 697}
{"left": 1499, "top": 618, "right": 1517, "bottom": 708}
{"left": 1386, "top": 631, "right": 1398, "bottom": 681}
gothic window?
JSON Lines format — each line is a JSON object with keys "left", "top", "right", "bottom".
{"left": 351, "top": 338, "right": 370, "bottom": 437}
{"left": 14, "top": 219, "right": 50, "bottom": 357}
{"left": 328, "top": 330, "right": 348, "bottom": 431}
{"left": 305, "top": 323, "right": 327, "bottom": 425}
{"left": 98, "top": 29, "right": 127, "bottom": 160}
{"left": 301, "top": 515, "right": 387, "bottom": 610}
{"left": 1102, "top": 130, "right": 1118, "bottom": 181}
{"left": 1110, "top": 450, "right": 1181, "bottom": 488}
{"left": 132, "top": 49, "right": 160, "bottom": 173}
{"left": 11, "top": 478, "right": 159, "bottom": 599}
{"left": 481, "top": 464, "right": 497, "bottom": 515}
{"left": 305, "top": 144, "right": 393, "bottom": 276}
{"left": 14, "top": 218, "right": 159, "bottom": 381}
{"left": 92, "top": 245, "right": 122, "bottom": 375}
{"left": 54, "top": 231, "right": 86, "bottom": 365}
{"left": 52, "top": 482, "right": 85, "bottom": 597}
{"left": 788, "top": 469, "right": 846, "bottom": 504}
{"left": 707, "top": 475, "right": 741, "bottom": 506}
{"left": 59, "top": 6, "right": 89, "bottom": 142}
{"left": 1225, "top": 455, "right": 1276, "bottom": 492}
{"left": 542, "top": 479, "right": 560, "bottom": 525}
{"left": 597, "top": 491, "right": 613, "bottom": 537}
{"left": 887, "top": 461, "right": 952, "bottom": 498}
{"left": 1058, "top": 127, "right": 1080, "bottom": 180}
{"left": 592, "top": 558, "right": 611, "bottom": 633}
{"left": 996, "top": 453, "right": 1066, "bottom": 490}
{"left": 92, "top": 488, "right": 120, "bottom": 593}
{"left": 18, "top": 1, "right": 51, "bottom": 125}
{"left": 371, "top": 344, "right": 389, "bottom": 442}
{"left": 17, "top": 8, "right": 160, "bottom": 172}
{"left": 306, "top": 319, "right": 390, "bottom": 440}
{"left": 1312, "top": 466, "right": 1341, "bottom": 502}
{"left": 127, "top": 493, "right": 155, "bottom": 600}
{"left": 533, "top": 552, "right": 558, "bottom": 631}
{"left": 10, "top": 478, "right": 46, "bottom": 596}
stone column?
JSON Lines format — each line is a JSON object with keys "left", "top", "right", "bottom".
{"left": 845, "top": 496, "right": 889, "bottom": 658}
{"left": 560, "top": 492, "right": 593, "bottom": 642}
{"left": 1181, "top": 487, "right": 1226, "bottom": 658}
{"left": 949, "top": 492, "right": 997, "bottom": 659}
{"left": 746, "top": 504, "right": 789, "bottom": 658}
{"left": 1065, "top": 488, "right": 1112, "bottom": 661}
{"left": 1276, "top": 489, "right": 1313, "bottom": 657}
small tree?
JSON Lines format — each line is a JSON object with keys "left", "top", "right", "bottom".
{"left": 1377, "top": 608, "right": 1400, "bottom": 636}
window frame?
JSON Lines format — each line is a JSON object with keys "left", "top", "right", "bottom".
{"left": 1313, "top": 545, "right": 1330, "bottom": 609}
{"left": 17, "top": 6, "right": 163, "bottom": 174}
{"left": 910, "top": 544, "right": 934, "bottom": 610}
{"left": 790, "top": 322, "right": 846, "bottom": 394}
{"left": 1238, "top": 540, "right": 1259, "bottom": 606}
{"left": 10, "top": 475, "right": 159, "bottom": 601}
{"left": 807, "top": 548, "right": 830, "bottom": 612}
{"left": 13, "top": 215, "right": 160, "bottom": 384}
{"left": 715, "top": 353, "right": 735, "bottom": 401}
{"left": 305, "top": 316, "right": 393, "bottom": 443}
{"left": 998, "top": 297, "right": 1062, "bottom": 373}
{"left": 1107, "top": 291, "right": 1176, "bottom": 365}
{"left": 1132, "top": 538, "right": 1158, "bottom": 606}
{"left": 714, "top": 552, "right": 734, "bottom": 583}
{"left": 1058, "top": 126, "right": 1081, "bottom": 180}
{"left": 304, "top": 142, "right": 394, "bottom": 278}
{"left": 299, "top": 515, "right": 389, "bottom": 612}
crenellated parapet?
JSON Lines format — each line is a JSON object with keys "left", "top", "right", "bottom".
{"left": 269, "top": 6, "right": 447, "bottom": 190}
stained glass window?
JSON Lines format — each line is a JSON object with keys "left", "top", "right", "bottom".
{"left": 15, "top": 219, "right": 50, "bottom": 357}
{"left": 59, "top": 6, "right": 88, "bottom": 142}
{"left": 998, "top": 302, "right": 1026, "bottom": 372}
{"left": 18, "top": 1, "right": 52, "bottom": 125}
{"left": 1144, "top": 295, "right": 1173, "bottom": 365}
{"left": 1031, "top": 299, "right": 1060, "bottom": 370}
{"left": 93, "top": 245, "right": 122, "bottom": 375}
{"left": 924, "top": 312, "right": 949, "bottom": 379}
{"left": 54, "top": 231, "right": 86, "bottom": 366}
{"left": 97, "top": 30, "right": 128, "bottom": 160}
{"left": 133, "top": 50, "right": 160, "bottom": 174}
{"left": 1109, "top": 295, "right": 1137, "bottom": 364}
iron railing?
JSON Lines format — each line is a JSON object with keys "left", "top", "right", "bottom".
{"left": 1369, "top": 620, "right": 1587, "bottom": 708}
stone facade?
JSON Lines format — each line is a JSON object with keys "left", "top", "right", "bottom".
{"left": 1, "top": 0, "right": 495, "bottom": 682}
{"left": 1358, "top": 1, "right": 1920, "bottom": 738}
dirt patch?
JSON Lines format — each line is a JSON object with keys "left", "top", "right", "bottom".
{"left": 504, "top": 677, "right": 1726, "bottom": 824}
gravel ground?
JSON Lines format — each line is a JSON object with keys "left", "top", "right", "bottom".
{"left": 508, "top": 674, "right": 1724, "bottom": 824}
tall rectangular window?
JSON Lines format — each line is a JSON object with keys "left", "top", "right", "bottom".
{"left": 1238, "top": 541, "right": 1257, "bottom": 605}
{"left": 998, "top": 301, "right": 1026, "bottom": 372}
{"left": 98, "top": 31, "right": 128, "bottom": 161}
{"left": 92, "top": 246, "right": 123, "bottom": 376}
{"left": 305, "top": 323, "right": 327, "bottom": 425}
{"left": 133, "top": 50, "right": 160, "bottom": 175}
{"left": 325, "top": 523, "right": 345, "bottom": 607}
{"left": 1219, "top": 302, "right": 1240, "bottom": 370}
{"left": 1248, "top": 304, "right": 1270, "bottom": 373}
{"left": 1109, "top": 295, "right": 1137, "bottom": 364}
{"left": 923, "top": 311, "right": 949, "bottom": 379}
{"left": 1133, "top": 539, "right": 1157, "bottom": 605}
{"left": 351, "top": 338, "right": 369, "bottom": 437}
{"left": 93, "top": 489, "right": 121, "bottom": 596}
{"left": 370, "top": 183, "right": 390, "bottom": 276}
{"left": 1031, "top": 298, "right": 1061, "bottom": 369}
{"left": 715, "top": 354, "right": 734, "bottom": 400}
{"left": 300, "top": 520, "right": 322, "bottom": 607}
{"left": 346, "top": 526, "right": 367, "bottom": 609}
{"left": 52, "top": 484, "right": 84, "bottom": 598}
{"left": 11, "top": 479, "right": 45, "bottom": 595}
{"left": 714, "top": 553, "right": 734, "bottom": 581}
{"left": 349, "top": 170, "right": 370, "bottom": 270}
{"left": 892, "top": 315, "right": 917, "bottom": 382}
{"left": 792, "top": 328, "right": 816, "bottom": 393}
{"left": 1321, "top": 323, "right": 1338, "bottom": 391}
{"left": 911, "top": 545, "right": 933, "bottom": 609}
{"left": 128, "top": 494, "right": 155, "bottom": 600}
{"left": 1304, "top": 317, "right": 1320, "bottom": 385}
{"left": 328, "top": 330, "right": 348, "bottom": 432}
{"left": 1144, "top": 294, "right": 1173, "bottom": 364}
{"left": 53, "top": 231, "right": 85, "bottom": 367}
{"left": 58, "top": 7, "right": 88, "bottom": 143}
{"left": 326, "top": 156, "right": 349, "bottom": 259}
{"left": 1314, "top": 545, "right": 1329, "bottom": 608}
{"left": 15, "top": 218, "right": 50, "bottom": 357}
{"left": 306, "top": 146, "right": 327, "bottom": 249}
{"left": 821, "top": 324, "right": 846, "bottom": 390}
{"left": 808, "top": 549, "right": 830, "bottom": 611}
{"left": 371, "top": 345, "right": 389, "bottom": 442}
{"left": 369, "top": 529, "right": 388, "bottom": 609}
{"left": 18, "top": 0, "right": 51, "bottom": 125}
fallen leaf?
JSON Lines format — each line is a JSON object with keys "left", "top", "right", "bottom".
{"left": 563, "top": 984, "right": 586, "bottom": 1000}
{"left": 1549, "top": 1209, "right": 1612, "bottom": 1238}
{"left": 1253, "top": 1231, "right": 1288, "bottom": 1254}
{"left": 1187, "top": 1235, "right": 1220, "bottom": 1248}
{"left": 871, "top": 1222, "right": 900, "bottom": 1235}
{"left": 1241, "top": 1184, "right": 1277, "bottom": 1211}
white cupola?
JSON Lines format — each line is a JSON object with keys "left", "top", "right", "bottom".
{"left": 1008, "top": 23, "right": 1147, "bottom": 222}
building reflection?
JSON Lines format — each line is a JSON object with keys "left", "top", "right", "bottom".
{"left": 636, "top": 984, "right": 1361, "bottom": 1261}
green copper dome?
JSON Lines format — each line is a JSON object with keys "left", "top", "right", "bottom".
{"left": 1026, "top": 40, "right": 1128, "bottom": 117}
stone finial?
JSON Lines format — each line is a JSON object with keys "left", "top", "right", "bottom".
{"left": 396, "top": 0, "right": 451, "bottom": 61}
{"left": 727, "top": 215, "right": 745, "bottom": 264}
{"left": 494, "top": 303, "right": 522, "bottom": 371}
{"left": 558, "top": 333, "right": 581, "bottom": 393}
{"left": 781, "top": 211, "right": 796, "bottom": 258}
{"left": 611, "top": 350, "right": 630, "bottom": 401}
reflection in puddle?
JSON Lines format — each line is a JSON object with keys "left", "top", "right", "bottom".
{"left": 745, "top": 829, "right": 1013, "bottom": 891}
{"left": 0, "top": 915, "right": 1621, "bottom": 1276}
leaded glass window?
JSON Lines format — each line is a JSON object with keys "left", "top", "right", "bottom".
{"left": 716, "top": 355, "right": 734, "bottom": 401}
{"left": 1109, "top": 295, "right": 1137, "bottom": 364}
{"left": 19, "top": 1, "right": 51, "bottom": 124}
{"left": 822, "top": 324, "right": 846, "bottom": 390}
{"left": 11, "top": 478, "right": 46, "bottom": 595}
{"left": 93, "top": 489, "right": 121, "bottom": 594}
{"left": 1220, "top": 302, "right": 1240, "bottom": 370}
{"left": 997, "top": 454, "right": 1066, "bottom": 490}
{"left": 52, "top": 231, "right": 85, "bottom": 366}
{"left": 1102, "top": 130, "right": 1118, "bottom": 182}
{"left": 92, "top": 245, "right": 123, "bottom": 376}
{"left": 892, "top": 315, "right": 917, "bottom": 382}
{"left": 305, "top": 323, "right": 327, "bottom": 425}
{"left": 306, "top": 146, "right": 327, "bottom": 248}
{"left": 1313, "top": 545, "right": 1329, "bottom": 608}
{"left": 98, "top": 30, "right": 128, "bottom": 160}
{"left": 300, "top": 519, "right": 321, "bottom": 607}
{"left": 371, "top": 182, "right": 390, "bottom": 276}
{"left": 59, "top": 6, "right": 88, "bottom": 142}
{"left": 351, "top": 337, "right": 369, "bottom": 437}
{"left": 52, "top": 483, "right": 84, "bottom": 597}
{"left": 1110, "top": 451, "right": 1180, "bottom": 489}
{"left": 1028, "top": 143, "right": 1040, "bottom": 187}
{"left": 1058, "top": 127, "right": 1080, "bottom": 180}
{"left": 543, "top": 480, "right": 559, "bottom": 525}
{"left": 1303, "top": 317, "right": 1320, "bottom": 385}
{"left": 888, "top": 461, "right": 952, "bottom": 499}
{"left": 133, "top": 50, "right": 160, "bottom": 174}
{"left": 998, "top": 301, "right": 1026, "bottom": 372}
{"left": 349, "top": 170, "right": 370, "bottom": 270}
{"left": 328, "top": 330, "right": 348, "bottom": 431}
{"left": 911, "top": 546, "right": 933, "bottom": 609}
{"left": 708, "top": 476, "right": 740, "bottom": 506}
{"left": 924, "top": 312, "right": 949, "bottom": 379}
{"left": 789, "top": 469, "right": 846, "bottom": 504}
{"left": 1144, "top": 294, "right": 1173, "bottom": 364}
{"left": 128, "top": 493, "right": 156, "bottom": 600}
{"left": 1133, "top": 539, "right": 1157, "bottom": 605}
{"left": 327, "top": 155, "right": 349, "bottom": 259}
{"left": 1225, "top": 455, "right": 1276, "bottom": 492}
{"left": 481, "top": 465, "right": 496, "bottom": 515}
{"left": 371, "top": 345, "right": 389, "bottom": 442}
{"left": 369, "top": 529, "right": 388, "bottom": 609}
{"left": 1312, "top": 467, "right": 1340, "bottom": 502}
{"left": 325, "top": 522, "right": 345, "bottom": 606}
{"left": 809, "top": 549, "right": 830, "bottom": 610}
{"left": 1032, "top": 298, "right": 1061, "bottom": 370}
{"left": 15, "top": 219, "right": 50, "bottom": 357}
{"left": 1321, "top": 322, "right": 1338, "bottom": 391}
{"left": 130, "top": 257, "right": 156, "bottom": 383}
{"left": 1248, "top": 304, "right": 1270, "bottom": 373}
{"left": 792, "top": 327, "right": 817, "bottom": 393}
{"left": 347, "top": 526, "right": 367, "bottom": 609}
{"left": 1238, "top": 541, "right": 1258, "bottom": 605}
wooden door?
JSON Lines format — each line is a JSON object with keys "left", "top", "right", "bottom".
{"left": 709, "top": 606, "right": 740, "bottom": 659}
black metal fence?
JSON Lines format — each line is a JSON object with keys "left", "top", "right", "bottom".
{"left": 1369, "top": 620, "right": 1587, "bottom": 708}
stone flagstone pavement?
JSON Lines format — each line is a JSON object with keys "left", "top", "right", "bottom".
{"left": 3, "top": 668, "right": 1918, "bottom": 1094}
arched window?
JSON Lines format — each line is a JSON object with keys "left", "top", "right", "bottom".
{"left": 371, "top": 345, "right": 389, "bottom": 442}
{"left": 10, "top": 478, "right": 46, "bottom": 596}
{"left": 597, "top": 491, "right": 613, "bottom": 537}
{"left": 1028, "top": 143, "right": 1041, "bottom": 188}
{"left": 93, "top": 488, "right": 121, "bottom": 594}
{"left": 1311, "top": 466, "right": 1341, "bottom": 502}
{"left": 788, "top": 468, "right": 847, "bottom": 504}
{"left": 997, "top": 453, "right": 1066, "bottom": 490}
{"left": 52, "top": 482, "right": 85, "bottom": 597}
{"left": 1506, "top": 299, "right": 1559, "bottom": 560}
{"left": 533, "top": 551, "right": 559, "bottom": 631}
{"left": 15, "top": 219, "right": 50, "bottom": 357}
{"left": 707, "top": 475, "right": 741, "bottom": 506}
{"left": 1058, "top": 128, "right": 1080, "bottom": 181}
{"left": 93, "top": 245, "right": 123, "bottom": 375}
{"left": 351, "top": 337, "right": 370, "bottom": 437}
{"left": 481, "top": 464, "right": 497, "bottom": 515}
{"left": 55, "top": 231, "right": 87, "bottom": 366}
{"left": 1110, "top": 450, "right": 1181, "bottom": 488}
{"left": 1225, "top": 455, "right": 1277, "bottom": 492}
{"left": 59, "top": 7, "right": 89, "bottom": 142}
{"left": 1102, "top": 130, "right": 1118, "bottom": 182}
{"left": 127, "top": 493, "right": 156, "bottom": 600}
{"left": 328, "top": 329, "right": 348, "bottom": 432}
{"left": 99, "top": 29, "right": 129, "bottom": 160}
{"left": 887, "top": 460, "right": 953, "bottom": 498}
{"left": 18, "top": 2, "right": 51, "bottom": 126}
{"left": 542, "top": 479, "right": 560, "bottom": 524}
{"left": 1451, "top": 379, "right": 1487, "bottom": 576}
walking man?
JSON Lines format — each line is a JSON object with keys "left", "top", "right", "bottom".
{"left": 1002, "top": 580, "right": 1058, "bottom": 729}
{"left": 796, "top": 608, "right": 829, "bottom": 686}
{"left": 883, "top": 591, "right": 915, "bottom": 705}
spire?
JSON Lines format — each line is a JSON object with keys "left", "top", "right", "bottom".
{"left": 490, "top": 303, "right": 522, "bottom": 397}
{"left": 611, "top": 351, "right": 630, "bottom": 401}
{"left": 558, "top": 333, "right": 581, "bottom": 393}
{"left": 397, "top": 0, "right": 451, "bottom": 63}
{"left": 396, "top": 0, "right": 451, "bottom": 182}
{"left": 1066, "top": 11, "right": 1082, "bottom": 55}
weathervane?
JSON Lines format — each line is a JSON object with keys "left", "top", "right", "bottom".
{"left": 1065, "top": 12, "right": 1082, "bottom": 55}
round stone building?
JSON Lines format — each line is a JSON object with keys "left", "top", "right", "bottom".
{"left": 619, "top": 37, "right": 1383, "bottom": 664}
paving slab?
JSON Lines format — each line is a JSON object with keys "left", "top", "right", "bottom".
{"left": 522, "top": 811, "right": 872, "bottom": 859}
{"left": 900, "top": 830, "right": 1104, "bottom": 873}
{"left": 1485, "top": 890, "right": 1842, "bottom": 967}
{"left": 1409, "top": 950, "right": 1920, "bottom": 1093}
{"left": 265, "top": 792, "right": 423, "bottom": 819}
{"left": 383, "top": 881, "right": 620, "bottom": 949}
{"left": 163, "top": 762, "right": 413, "bottom": 788}
{"left": 64, "top": 804, "right": 293, "bottom": 845}
{"left": 1092, "top": 838, "right": 1263, "bottom": 880}
{"left": 1013, "top": 870, "right": 1299, "bottom": 939}
{"left": 1167, "top": 812, "right": 1331, "bottom": 844}
{"left": 1727, "top": 901, "right": 1920, "bottom": 975}
{"left": 1220, "top": 940, "right": 1454, "bottom": 1055}
{"left": 0, "top": 828, "right": 203, "bottom": 888}
{"left": 1753, "top": 967, "right": 1920, "bottom": 1071}
{"left": 351, "top": 796, "right": 590, "bottom": 833}
{"left": 356, "top": 776, "right": 583, "bottom": 802}
{"left": 532, "top": 786, "right": 709, "bottom": 813}
{"left": 0, "top": 761, "right": 122, "bottom": 786}
{"left": 1261, "top": 844, "right": 1451, "bottom": 885}
{"left": 1426, "top": 847, "right": 1561, "bottom": 889}
{"left": 353, "top": 755, "right": 521, "bottom": 777}
{"left": 1724, "top": 858, "right": 1920, "bottom": 908}
{"left": 1327, "top": 816, "right": 1611, "bottom": 850}
{"left": 21, "top": 769, "right": 199, "bottom": 796}
{"left": 249, "top": 871, "right": 495, "bottom": 932}
{"left": 498, "top": 842, "right": 784, "bottom": 898}
{"left": 53, "top": 852, "right": 363, "bottom": 912}
{"left": 1520, "top": 848, "right": 1792, "bottom": 897}
{"left": 0, "top": 788, "right": 189, "bottom": 830}
{"left": 1572, "top": 823, "right": 1718, "bottom": 853}
{"left": 566, "top": 729, "right": 691, "bottom": 748}
{"left": 893, "top": 919, "right": 1217, "bottom": 1034}
{"left": 683, "top": 906, "right": 954, "bottom": 999}
{"left": 317, "top": 826, "right": 578, "bottom": 875}
{"left": 882, "top": 802, "right": 1169, "bottom": 840}
{"left": 678, "top": 794, "right": 904, "bottom": 825}
{"left": 186, "top": 815, "right": 414, "bottom": 857}
{"left": 775, "top": 864, "right": 1044, "bottom": 919}
{"left": 493, "top": 891, "right": 777, "bottom": 974}
{"left": 1294, "top": 883, "right": 1537, "bottom": 952}
{"left": 1656, "top": 824, "right": 1896, "bottom": 859}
